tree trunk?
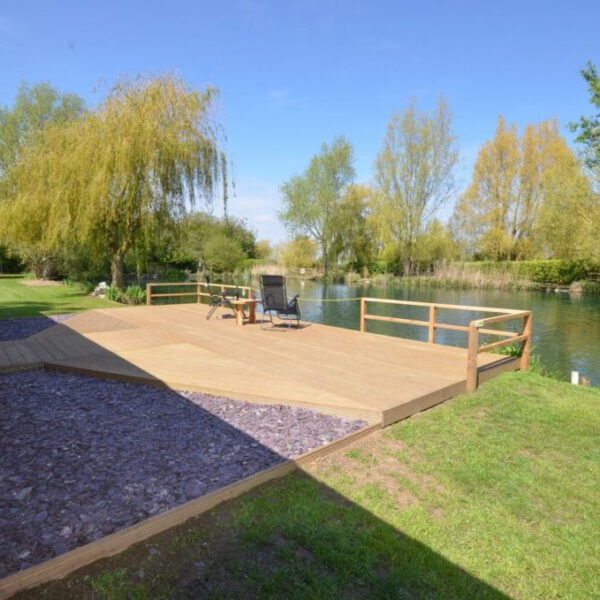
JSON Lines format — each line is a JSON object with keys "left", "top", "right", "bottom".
{"left": 111, "top": 252, "right": 125, "bottom": 289}
{"left": 322, "top": 243, "right": 329, "bottom": 278}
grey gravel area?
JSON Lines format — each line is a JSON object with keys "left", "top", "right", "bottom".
{"left": 0, "top": 314, "right": 74, "bottom": 342}
{"left": 0, "top": 370, "right": 366, "bottom": 577}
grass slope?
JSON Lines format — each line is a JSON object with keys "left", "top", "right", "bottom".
{"left": 14, "top": 372, "right": 600, "bottom": 599}
{"left": 0, "top": 277, "right": 118, "bottom": 318}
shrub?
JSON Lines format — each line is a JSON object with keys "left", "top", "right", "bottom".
{"left": 461, "top": 259, "right": 600, "bottom": 285}
{"left": 105, "top": 285, "right": 122, "bottom": 302}
{"left": 124, "top": 284, "right": 146, "bottom": 304}
{"left": 582, "top": 281, "right": 600, "bottom": 295}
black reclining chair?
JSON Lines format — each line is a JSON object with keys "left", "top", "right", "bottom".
{"left": 259, "top": 275, "right": 301, "bottom": 329}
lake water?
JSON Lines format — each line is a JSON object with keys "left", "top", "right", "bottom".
{"left": 281, "top": 280, "right": 600, "bottom": 385}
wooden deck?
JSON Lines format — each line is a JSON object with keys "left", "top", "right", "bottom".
{"left": 0, "top": 304, "right": 519, "bottom": 426}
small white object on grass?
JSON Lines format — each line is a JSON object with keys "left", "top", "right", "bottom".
{"left": 571, "top": 371, "right": 580, "bottom": 385}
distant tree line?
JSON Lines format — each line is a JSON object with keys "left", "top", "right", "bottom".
{"left": 279, "top": 63, "right": 600, "bottom": 276}
{"left": 1, "top": 64, "right": 599, "bottom": 285}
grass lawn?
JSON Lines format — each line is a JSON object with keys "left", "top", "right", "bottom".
{"left": 13, "top": 371, "right": 600, "bottom": 599}
{"left": 0, "top": 276, "right": 119, "bottom": 318}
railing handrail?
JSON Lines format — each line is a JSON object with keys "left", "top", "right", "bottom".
{"left": 146, "top": 282, "right": 256, "bottom": 306}
{"left": 361, "top": 297, "right": 525, "bottom": 315}
{"left": 359, "top": 296, "right": 532, "bottom": 392}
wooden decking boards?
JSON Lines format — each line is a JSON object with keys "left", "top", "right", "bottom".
{"left": 0, "top": 304, "right": 519, "bottom": 425}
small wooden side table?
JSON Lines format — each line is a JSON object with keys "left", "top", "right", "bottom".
{"left": 229, "top": 298, "right": 258, "bottom": 326}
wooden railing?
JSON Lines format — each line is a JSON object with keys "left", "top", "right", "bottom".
{"left": 146, "top": 282, "right": 255, "bottom": 306}
{"left": 359, "top": 298, "right": 532, "bottom": 391}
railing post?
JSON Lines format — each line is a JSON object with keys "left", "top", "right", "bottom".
{"left": 466, "top": 321, "right": 479, "bottom": 392}
{"left": 360, "top": 298, "right": 366, "bottom": 333}
{"left": 197, "top": 282, "right": 201, "bottom": 303}
{"left": 146, "top": 284, "right": 152, "bottom": 306}
{"left": 521, "top": 312, "right": 532, "bottom": 371}
{"left": 428, "top": 305, "right": 437, "bottom": 344}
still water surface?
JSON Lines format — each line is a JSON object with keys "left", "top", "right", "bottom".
{"left": 282, "top": 280, "right": 600, "bottom": 385}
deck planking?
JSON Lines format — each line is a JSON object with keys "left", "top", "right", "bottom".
{"left": 0, "top": 304, "right": 518, "bottom": 425}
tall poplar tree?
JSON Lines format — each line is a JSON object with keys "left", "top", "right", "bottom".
{"left": 453, "top": 116, "right": 590, "bottom": 260}
{"left": 373, "top": 98, "right": 458, "bottom": 276}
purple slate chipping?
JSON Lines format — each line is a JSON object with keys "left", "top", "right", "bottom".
{"left": 0, "top": 369, "right": 366, "bottom": 577}
{"left": 0, "top": 314, "right": 74, "bottom": 342}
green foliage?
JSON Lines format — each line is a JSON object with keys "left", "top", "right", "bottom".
{"left": 280, "top": 136, "right": 355, "bottom": 276}
{"left": 461, "top": 259, "right": 599, "bottom": 285}
{"left": 330, "top": 184, "right": 377, "bottom": 270}
{"left": 373, "top": 98, "right": 458, "bottom": 275}
{"left": 255, "top": 239, "right": 272, "bottom": 261}
{"left": 202, "top": 234, "right": 246, "bottom": 273}
{"left": 0, "top": 245, "right": 23, "bottom": 273}
{"left": 1, "top": 73, "right": 226, "bottom": 289}
{"left": 181, "top": 212, "right": 256, "bottom": 273}
{"left": 105, "top": 285, "right": 122, "bottom": 302}
{"left": 0, "top": 81, "right": 85, "bottom": 176}
{"left": 279, "top": 236, "right": 318, "bottom": 269}
{"left": 124, "top": 284, "right": 146, "bottom": 305}
{"left": 453, "top": 116, "right": 592, "bottom": 261}
{"left": 367, "top": 260, "right": 398, "bottom": 275}
{"left": 571, "top": 61, "right": 600, "bottom": 169}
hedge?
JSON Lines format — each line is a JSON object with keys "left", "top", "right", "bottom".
{"left": 461, "top": 259, "right": 600, "bottom": 285}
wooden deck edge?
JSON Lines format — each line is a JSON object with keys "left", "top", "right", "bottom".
{"left": 382, "top": 380, "right": 466, "bottom": 427}
{"left": 42, "top": 361, "right": 382, "bottom": 425}
{"left": 0, "top": 422, "right": 381, "bottom": 599}
{"left": 478, "top": 356, "right": 520, "bottom": 384}
{"left": 381, "top": 357, "right": 521, "bottom": 427}
{"left": 0, "top": 362, "right": 43, "bottom": 374}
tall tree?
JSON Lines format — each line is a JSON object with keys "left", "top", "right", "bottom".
{"left": 329, "top": 184, "right": 377, "bottom": 271}
{"left": 279, "top": 137, "right": 355, "bottom": 277}
{"left": 571, "top": 61, "right": 600, "bottom": 169}
{"left": 1, "top": 74, "right": 225, "bottom": 287}
{"left": 453, "top": 116, "right": 590, "bottom": 260}
{"left": 0, "top": 82, "right": 85, "bottom": 178}
{"left": 373, "top": 98, "right": 458, "bottom": 275}
{"left": 571, "top": 61, "right": 600, "bottom": 257}
{"left": 0, "top": 83, "right": 85, "bottom": 275}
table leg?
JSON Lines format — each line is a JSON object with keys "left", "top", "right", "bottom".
{"left": 248, "top": 302, "right": 256, "bottom": 324}
{"left": 235, "top": 303, "right": 244, "bottom": 326}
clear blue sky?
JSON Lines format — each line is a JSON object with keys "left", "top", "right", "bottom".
{"left": 1, "top": 1, "right": 599, "bottom": 242}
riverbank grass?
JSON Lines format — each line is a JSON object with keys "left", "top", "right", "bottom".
{"left": 0, "top": 276, "right": 119, "bottom": 318}
{"left": 18, "top": 371, "right": 600, "bottom": 600}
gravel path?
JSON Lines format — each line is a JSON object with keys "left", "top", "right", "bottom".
{"left": 0, "top": 314, "right": 74, "bottom": 342}
{"left": 0, "top": 370, "right": 366, "bottom": 577}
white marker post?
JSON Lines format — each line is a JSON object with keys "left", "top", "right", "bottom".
{"left": 571, "top": 371, "right": 580, "bottom": 385}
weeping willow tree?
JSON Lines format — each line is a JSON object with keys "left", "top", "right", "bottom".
{"left": 1, "top": 74, "right": 225, "bottom": 287}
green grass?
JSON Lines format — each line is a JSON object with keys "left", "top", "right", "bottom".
{"left": 16, "top": 372, "right": 600, "bottom": 599}
{"left": 0, "top": 276, "right": 119, "bottom": 318}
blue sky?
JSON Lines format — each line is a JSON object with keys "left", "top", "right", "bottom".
{"left": 1, "top": 0, "right": 599, "bottom": 242}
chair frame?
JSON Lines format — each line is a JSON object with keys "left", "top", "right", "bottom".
{"left": 259, "top": 275, "right": 301, "bottom": 329}
{"left": 206, "top": 287, "right": 245, "bottom": 321}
